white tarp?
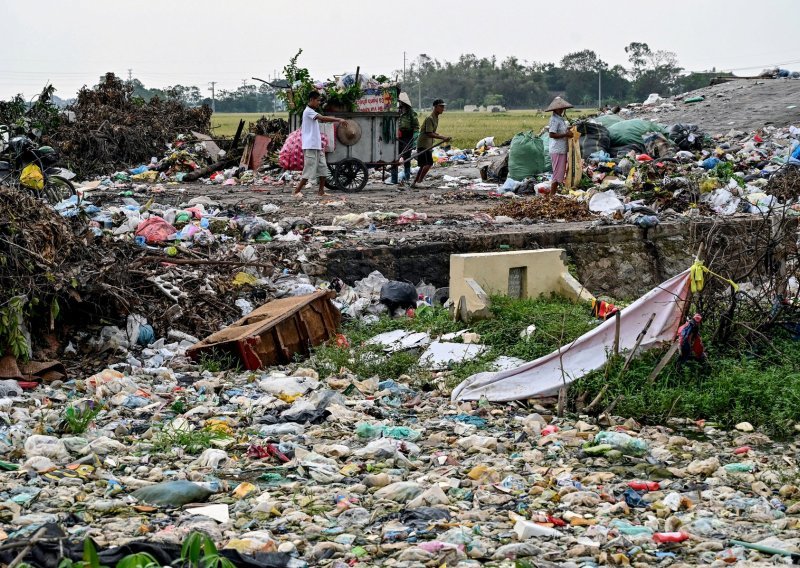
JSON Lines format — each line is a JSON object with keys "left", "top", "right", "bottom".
{"left": 451, "top": 269, "right": 691, "bottom": 402}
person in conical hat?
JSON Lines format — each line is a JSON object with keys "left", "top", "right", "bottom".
{"left": 546, "top": 96, "right": 574, "bottom": 193}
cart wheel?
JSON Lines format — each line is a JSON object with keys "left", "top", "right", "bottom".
{"left": 334, "top": 158, "right": 368, "bottom": 192}
{"left": 326, "top": 162, "right": 341, "bottom": 191}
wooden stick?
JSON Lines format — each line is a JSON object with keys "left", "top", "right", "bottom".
{"left": 9, "top": 526, "right": 47, "bottom": 568}
{"left": 585, "top": 384, "right": 609, "bottom": 413}
{"left": 613, "top": 310, "right": 621, "bottom": 356}
{"left": 648, "top": 341, "right": 680, "bottom": 384}
{"left": 601, "top": 394, "right": 624, "bottom": 417}
{"left": 557, "top": 386, "right": 566, "bottom": 418}
{"left": 621, "top": 312, "right": 656, "bottom": 375}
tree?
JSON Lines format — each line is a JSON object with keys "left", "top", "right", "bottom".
{"left": 624, "top": 42, "right": 683, "bottom": 99}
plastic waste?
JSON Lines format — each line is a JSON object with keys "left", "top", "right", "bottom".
{"left": 130, "top": 480, "right": 220, "bottom": 507}
{"left": 593, "top": 430, "right": 649, "bottom": 455}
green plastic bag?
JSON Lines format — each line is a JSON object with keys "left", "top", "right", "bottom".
{"left": 539, "top": 131, "right": 552, "bottom": 172}
{"left": 508, "top": 131, "right": 546, "bottom": 181}
{"left": 592, "top": 114, "right": 624, "bottom": 127}
{"left": 608, "top": 119, "right": 667, "bottom": 147}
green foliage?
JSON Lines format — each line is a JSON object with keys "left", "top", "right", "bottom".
{"left": 64, "top": 401, "right": 103, "bottom": 434}
{"left": 151, "top": 424, "right": 229, "bottom": 455}
{"left": 78, "top": 539, "right": 108, "bottom": 568}
{"left": 310, "top": 297, "right": 595, "bottom": 385}
{"left": 181, "top": 532, "right": 236, "bottom": 568}
{"left": 572, "top": 335, "right": 800, "bottom": 438}
{"left": 115, "top": 553, "right": 161, "bottom": 568}
{"left": 323, "top": 82, "right": 363, "bottom": 112}
{"left": 0, "top": 295, "right": 30, "bottom": 360}
{"left": 278, "top": 49, "right": 315, "bottom": 113}
{"left": 197, "top": 349, "right": 241, "bottom": 373}
{"left": 710, "top": 161, "right": 745, "bottom": 188}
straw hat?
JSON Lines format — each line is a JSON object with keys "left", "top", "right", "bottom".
{"left": 545, "top": 96, "right": 574, "bottom": 112}
{"left": 398, "top": 92, "right": 413, "bottom": 107}
{"left": 336, "top": 119, "right": 362, "bottom": 146}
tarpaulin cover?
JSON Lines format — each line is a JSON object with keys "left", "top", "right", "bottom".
{"left": 451, "top": 269, "right": 691, "bottom": 402}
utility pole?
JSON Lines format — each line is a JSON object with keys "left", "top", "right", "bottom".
{"left": 598, "top": 68, "right": 602, "bottom": 109}
{"left": 208, "top": 81, "right": 216, "bottom": 113}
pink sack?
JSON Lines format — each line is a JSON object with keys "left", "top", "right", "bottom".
{"left": 135, "top": 216, "right": 177, "bottom": 244}
{"left": 279, "top": 130, "right": 329, "bottom": 171}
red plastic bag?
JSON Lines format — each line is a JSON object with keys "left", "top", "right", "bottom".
{"left": 278, "top": 130, "right": 329, "bottom": 171}
{"left": 135, "top": 217, "right": 178, "bottom": 244}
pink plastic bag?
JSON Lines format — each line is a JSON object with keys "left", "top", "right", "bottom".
{"left": 135, "top": 217, "right": 177, "bottom": 244}
{"left": 278, "top": 130, "right": 329, "bottom": 171}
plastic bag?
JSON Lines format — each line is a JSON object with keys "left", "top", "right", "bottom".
{"left": 20, "top": 164, "right": 44, "bottom": 190}
{"left": 576, "top": 121, "right": 611, "bottom": 157}
{"left": 588, "top": 190, "right": 624, "bottom": 215}
{"left": 669, "top": 123, "right": 704, "bottom": 151}
{"left": 135, "top": 216, "right": 178, "bottom": 244}
{"left": 608, "top": 119, "right": 667, "bottom": 147}
{"left": 508, "top": 131, "right": 546, "bottom": 181}
{"left": 593, "top": 114, "right": 624, "bottom": 128}
{"left": 380, "top": 281, "right": 418, "bottom": 311}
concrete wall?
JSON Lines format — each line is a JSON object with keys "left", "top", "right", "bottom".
{"left": 319, "top": 218, "right": 778, "bottom": 300}
{"left": 449, "top": 249, "right": 594, "bottom": 314}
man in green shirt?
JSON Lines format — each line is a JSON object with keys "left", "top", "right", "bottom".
{"left": 411, "top": 98, "right": 451, "bottom": 189}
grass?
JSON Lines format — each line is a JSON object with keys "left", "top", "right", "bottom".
{"left": 307, "top": 297, "right": 800, "bottom": 438}
{"left": 211, "top": 109, "right": 595, "bottom": 151}
{"left": 151, "top": 424, "right": 230, "bottom": 455}
{"left": 63, "top": 402, "right": 103, "bottom": 435}
{"left": 308, "top": 296, "right": 597, "bottom": 387}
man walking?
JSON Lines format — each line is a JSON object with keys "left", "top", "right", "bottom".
{"left": 411, "top": 98, "right": 451, "bottom": 189}
{"left": 294, "top": 91, "right": 345, "bottom": 199}
{"left": 390, "top": 92, "right": 418, "bottom": 186}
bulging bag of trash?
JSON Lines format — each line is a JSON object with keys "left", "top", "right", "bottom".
{"left": 608, "top": 119, "right": 667, "bottom": 147}
{"left": 279, "top": 130, "right": 329, "bottom": 171}
{"left": 508, "top": 131, "right": 546, "bottom": 181}
{"left": 380, "top": 281, "right": 418, "bottom": 311}
{"left": 576, "top": 121, "right": 611, "bottom": 158}
{"left": 669, "top": 123, "right": 704, "bottom": 151}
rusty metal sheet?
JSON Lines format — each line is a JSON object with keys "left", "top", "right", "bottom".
{"left": 187, "top": 291, "right": 340, "bottom": 370}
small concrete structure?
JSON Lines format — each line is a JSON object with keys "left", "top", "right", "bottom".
{"left": 449, "top": 249, "right": 594, "bottom": 321}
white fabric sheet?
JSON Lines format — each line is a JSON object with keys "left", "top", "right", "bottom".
{"left": 451, "top": 269, "right": 691, "bottom": 402}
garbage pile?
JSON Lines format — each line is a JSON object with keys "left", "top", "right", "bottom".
{"left": 3, "top": 341, "right": 800, "bottom": 566}
{"left": 47, "top": 73, "right": 212, "bottom": 178}
{"left": 0, "top": 185, "right": 319, "bottom": 381}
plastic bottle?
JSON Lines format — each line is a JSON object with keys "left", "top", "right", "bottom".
{"left": 628, "top": 481, "right": 660, "bottom": 491}
{"left": 724, "top": 462, "right": 755, "bottom": 473}
{"left": 653, "top": 532, "right": 689, "bottom": 543}
{"left": 593, "top": 431, "right": 649, "bottom": 456}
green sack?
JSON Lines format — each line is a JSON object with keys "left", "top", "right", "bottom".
{"left": 592, "top": 114, "right": 624, "bottom": 127}
{"left": 508, "top": 131, "right": 546, "bottom": 181}
{"left": 608, "top": 119, "right": 667, "bottom": 147}
{"left": 540, "top": 131, "right": 552, "bottom": 172}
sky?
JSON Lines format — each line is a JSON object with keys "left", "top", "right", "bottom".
{"left": 2, "top": 0, "right": 799, "bottom": 101}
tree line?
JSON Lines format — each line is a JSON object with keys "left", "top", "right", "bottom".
{"left": 128, "top": 42, "right": 729, "bottom": 112}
